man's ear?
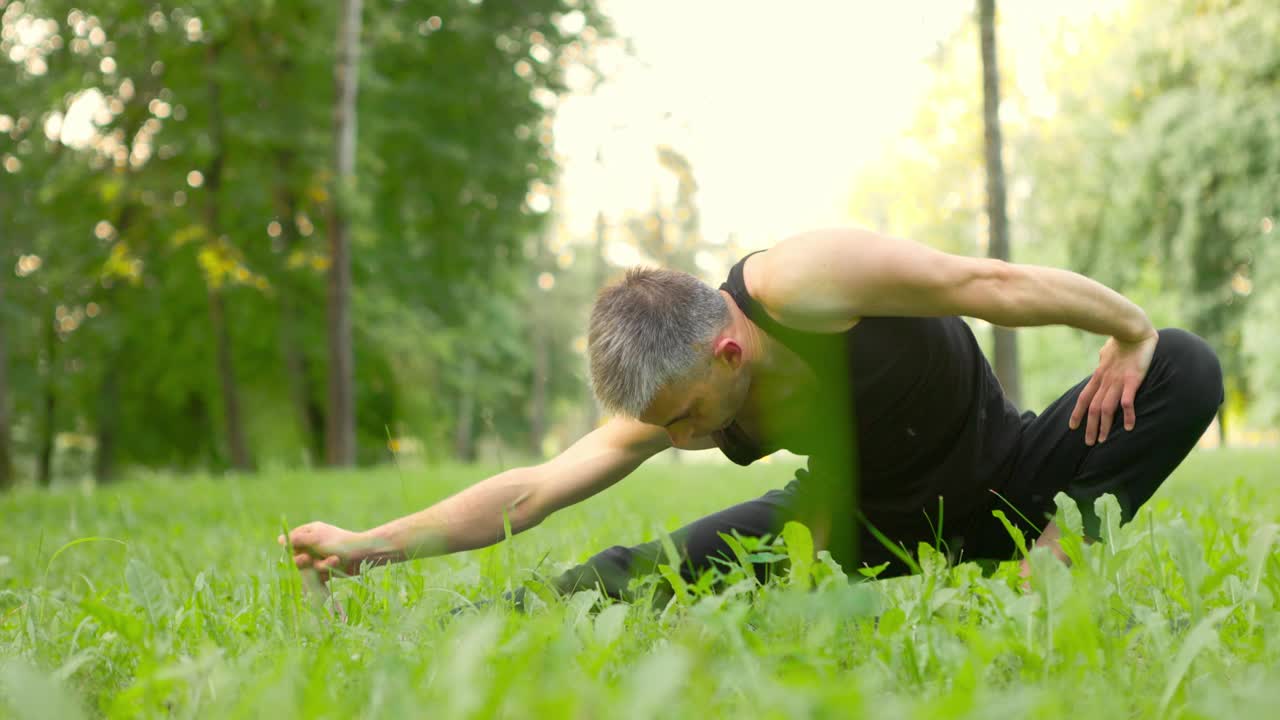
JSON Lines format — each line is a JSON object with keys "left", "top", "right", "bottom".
{"left": 712, "top": 337, "right": 743, "bottom": 368}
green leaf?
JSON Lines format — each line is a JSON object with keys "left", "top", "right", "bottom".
{"left": 593, "top": 604, "right": 629, "bottom": 646}
{"left": 1158, "top": 605, "right": 1237, "bottom": 715}
{"left": 717, "top": 531, "right": 760, "bottom": 585}
{"left": 566, "top": 589, "right": 600, "bottom": 625}
{"left": 1246, "top": 523, "right": 1278, "bottom": 597}
{"left": 878, "top": 607, "right": 907, "bottom": 636}
{"left": 916, "top": 542, "right": 948, "bottom": 577}
{"left": 657, "top": 564, "right": 692, "bottom": 605}
{"left": 657, "top": 530, "right": 683, "bottom": 569}
{"left": 1052, "top": 493, "right": 1088, "bottom": 566}
{"left": 125, "top": 557, "right": 170, "bottom": 628}
{"left": 992, "top": 510, "right": 1028, "bottom": 557}
{"left": 815, "top": 550, "right": 848, "bottom": 585}
{"left": 781, "top": 521, "right": 815, "bottom": 590}
{"left": 79, "top": 597, "right": 145, "bottom": 648}
{"left": 745, "top": 552, "right": 789, "bottom": 564}
{"left": 1094, "top": 495, "right": 1125, "bottom": 548}
{"left": 1167, "top": 521, "right": 1207, "bottom": 618}
{"left": 1052, "top": 492, "right": 1085, "bottom": 538}
{"left": 857, "top": 561, "right": 891, "bottom": 579}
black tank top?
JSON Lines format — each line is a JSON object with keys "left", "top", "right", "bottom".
{"left": 711, "top": 251, "right": 1024, "bottom": 529}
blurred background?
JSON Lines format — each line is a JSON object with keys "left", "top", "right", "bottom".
{"left": 1, "top": 0, "right": 1276, "bottom": 490}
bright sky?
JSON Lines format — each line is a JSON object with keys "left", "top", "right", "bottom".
{"left": 552, "top": 1, "right": 1117, "bottom": 254}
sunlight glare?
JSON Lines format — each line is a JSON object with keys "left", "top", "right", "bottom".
{"left": 556, "top": 11, "right": 586, "bottom": 35}
{"left": 15, "top": 255, "right": 42, "bottom": 277}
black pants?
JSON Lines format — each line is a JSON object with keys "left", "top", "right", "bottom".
{"left": 550, "top": 328, "right": 1224, "bottom": 599}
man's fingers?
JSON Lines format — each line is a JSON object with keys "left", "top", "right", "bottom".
{"left": 312, "top": 559, "right": 339, "bottom": 584}
{"left": 294, "top": 553, "right": 314, "bottom": 569}
{"left": 1097, "top": 384, "right": 1121, "bottom": 443}
{"left": 1085, "top": 383, "right": 1108, "bottom": 445}
{"left": 1121, "top": 376, "right": 1138, "bottom": 431}
{"left": 1070, "top": 374, "right": 1100, "bottom": 430}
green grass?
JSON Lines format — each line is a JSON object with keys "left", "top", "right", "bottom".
{"left": 3, "top": 448, "right": 1280, "bottom": 719}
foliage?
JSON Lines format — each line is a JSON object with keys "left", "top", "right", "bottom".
{"left": 850, "top": 0, "right": 1280, "bottom": 428}
{"left": 1028, "top": 0, "right": 1280, "bottom": 424}
{"left": 2, "top": 450, "right": 1279, "bottom": 717}
{"left": 0, "top": 0, "right": 611, "bottom": 481}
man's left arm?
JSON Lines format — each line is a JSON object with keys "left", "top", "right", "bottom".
{"left": 751, "top": 227, "right": 1160, "bottom": 444}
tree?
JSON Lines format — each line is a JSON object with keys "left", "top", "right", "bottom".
{"left": 977, "top": 0, "right": 1021, "bottom": 408}
{"left": 1, "top": 0, "right": 613, "bottom": 480}
{"left": 1029, "top": 0, "right": 1280, "bottom": 437}
{"left": 202, "top": 41, "right": 253, "bottom": 471}
{"left": 326, "top": 0, "right": 362, "bottom": 466}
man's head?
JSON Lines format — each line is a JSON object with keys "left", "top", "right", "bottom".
{"left": 587, "top": 267, "right": 751, "bottom": 444}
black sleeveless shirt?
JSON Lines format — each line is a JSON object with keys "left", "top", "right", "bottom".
{"left": 711, "top": 251, "right": 1024, "bottom": 529}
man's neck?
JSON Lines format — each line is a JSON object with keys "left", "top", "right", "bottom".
{"left": 721, "top": 291, "right": 817, "bottom": 434}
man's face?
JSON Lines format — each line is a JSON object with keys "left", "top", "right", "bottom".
{"left": 641, "top": 342, "right": 750, "bottom": 448}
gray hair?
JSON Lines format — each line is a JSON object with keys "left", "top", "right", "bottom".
{"left": 588, "top": 267, "right": 730, "bottom": 417}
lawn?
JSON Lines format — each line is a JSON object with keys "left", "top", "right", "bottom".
{"left": 2, "top": 447, "right": 1279, "bottom": 719}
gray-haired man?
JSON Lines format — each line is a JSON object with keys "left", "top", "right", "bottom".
{"left": 281, "top": 227, "right": 1223, "bottom": 596}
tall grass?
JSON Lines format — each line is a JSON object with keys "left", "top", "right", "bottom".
{"left": 2, "top": 449, "right": 1278, "bottom": 718}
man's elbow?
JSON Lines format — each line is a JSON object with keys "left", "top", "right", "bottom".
{"left": 961, "top": 258, "right": 1035, "bottom": 325}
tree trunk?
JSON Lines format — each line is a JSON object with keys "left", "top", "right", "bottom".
{"left": 280, "top": 293, "right": 325, "bottom": 464}
{"left": 977, "top": 0, "right": 1022, "bottom": 408}
{"left": 36, "top": 309, "right": 56, "bottom": 487}
{"left": 0, "top": 271, "right": 12, "bottom": 490}
{"left": 93, "top": 203, "right": 137, "bottom": 484}
{"left": 207, "top": 290, "right": 252, "bottom": 470}
{"left": 326, "top": 0, "right": 363, "bottom": 466}
{"left": 205, "top": 43, "right": 253, "bottom": 472}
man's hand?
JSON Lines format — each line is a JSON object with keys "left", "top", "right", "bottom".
{"left": 278, "top": 522, "right": 395, "bottom": 583}
{"left": 1070, "top": 331, "right": 1160, "bottom": 445}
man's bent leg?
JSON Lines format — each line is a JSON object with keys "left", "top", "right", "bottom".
{"left": 971, "top": 328, "right": 1223, "bottom": 557}
{"left": 549, "top": 481, "right": 801, "bottom": 601}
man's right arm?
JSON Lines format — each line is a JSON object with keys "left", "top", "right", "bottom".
{"left": 281, "top": 417, "right": 673, "bottom": 577}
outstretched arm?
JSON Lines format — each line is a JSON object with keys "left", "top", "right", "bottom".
{"left": 280, "top": 417, "right": 672, "bottom": 580}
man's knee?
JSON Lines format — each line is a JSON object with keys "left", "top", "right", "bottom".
{"left": 1156, "top": 328, "right": 1224, "bottom": 425}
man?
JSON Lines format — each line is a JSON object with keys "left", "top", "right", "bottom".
{"left": 280, "top": 227, "right": 1223, "bottom": 598}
